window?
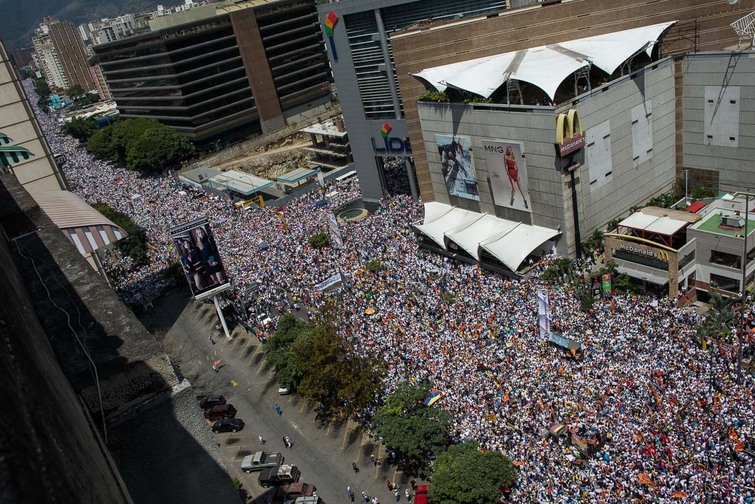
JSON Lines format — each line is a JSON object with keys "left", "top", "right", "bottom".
{"left": 709, "top": 273, "right": 739, "bottom": 293}
{"left": 710, "top": 250, "right": 741, "bottom": 269}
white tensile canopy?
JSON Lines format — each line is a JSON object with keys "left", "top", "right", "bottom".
{"left": 413, "top": 203, "right": 560, "bottom": 272}
{"left": 413, "top": 21, "right": 676, "bottom": 100}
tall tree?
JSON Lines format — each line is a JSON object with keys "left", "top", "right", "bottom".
{"left": 373, "top": 382, "right": 450, "bottom": 468}
{"left": 290, "top": 321, "right": 383, "bottom": 419}
{"left": 430, "top": 441, "right": 517, "bottom": 504}
{"left": 61, "top": 116, "right": 96, "bottom": 143}
{"left": 264, "top": 314, "right": 307, "bottom": 389}
{"left": 125, "top": 125, "right": 194, "bottom": 172}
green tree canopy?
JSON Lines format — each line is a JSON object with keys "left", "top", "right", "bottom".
{"left": 264, "top": 314, "right": 308, "bottom": 389}
{"left": 125, "top": 125, "right": 195, "bottom": 172}
{"left": 430, "top": 441, "right": 517, "bottom": 504}
{"left": 85, "top": 118, "right": 195, "bottom": 172}
{"left": 288, "top": 320, "right": 383, "bottom": 419}
{"left": 66, "top": 84, "right": 85, "bottom": 101}
{"left": 61, "top": 116, "right": 97, "bottom": 143}
{"left": 373, "top": 382, "right": 450, "bottom": 470}
{"left": 87, "top": 126, "right": 117, "bottom": 160}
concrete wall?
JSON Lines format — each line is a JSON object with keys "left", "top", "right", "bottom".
{"left": 0, "top": 42, "right": 66, "bottom": 193}
{"left": 682, "top": 52, "right": 755, "bottom": 192}
{"left": 0, "top": 182, "right": 131, "bottom": 503}
{"left": 576, "top": 58, "right": 677, "bottom": 235}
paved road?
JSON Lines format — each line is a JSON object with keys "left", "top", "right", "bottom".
{"left": 141, "top": 288, "right": 415, "bottom": 504}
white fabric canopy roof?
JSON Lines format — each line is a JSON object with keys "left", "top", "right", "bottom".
{"left": 413, "top": 21, "right": 676, "bottom": 100}
{"left": 413, "top": 205, "right": 481, "bottom": 249}
{"left": 480, "top": 223, "right": 560, "bottom": 272}
{"left": 414, "top": 203, "right": 560, "bottom": 271}
{"left": 446, "top": 214, "right": 519, "bottom": 259}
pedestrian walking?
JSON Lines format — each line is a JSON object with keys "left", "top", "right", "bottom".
{"left": 386, "top": 480, "right": 393, "bottom": 491}
{"left": 285, "top": 436, "right": 291, "bottom": 448}
{"left": 258, "top": 435, "right": 265, "bottom": 444}
{"left": 370, "top": 454, "right": 376, "bottom": 466}
{"left": 404, "top": 489, "right": 411, "bottom": 502}
{"left": 212, "top": 358, "right": 222, "bottom": 372}
{"left": 394, "top": 488, "right": 400, "bottom": 502}
{"left": 362, "top": 491, "right": 369, "bottom": 503}
{"left": 274, "top": 404, "right": 282, "bottom": 415}
{"left": 347, "top": 487, "right": 355, "bottom": 502}
{"left": 352, "top": 462, "right": 360, "bottom": 473}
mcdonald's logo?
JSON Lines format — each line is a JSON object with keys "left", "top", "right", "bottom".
{"left": 555, "top": 109, "right": 585, "bottom": 157}
{"left": 657, "top": 250, "right": 669, "bottom": 263}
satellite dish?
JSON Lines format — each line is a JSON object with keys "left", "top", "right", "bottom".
{"left": 729, "top": 0, "right": 739, "bottom": 5}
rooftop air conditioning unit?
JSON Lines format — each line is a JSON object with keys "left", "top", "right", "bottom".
{"left": 721, "top": 212, "right": 745, "bottom": 228}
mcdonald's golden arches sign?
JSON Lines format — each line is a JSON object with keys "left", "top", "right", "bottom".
{"left": 555, "top": 109, "right": 585, "bottom": 157}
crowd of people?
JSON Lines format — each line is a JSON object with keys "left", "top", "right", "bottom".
{"left": 25, "top": 80, "right": 753, "bottom": 503}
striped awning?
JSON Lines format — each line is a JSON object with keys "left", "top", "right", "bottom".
{"left": 0, "top": 145, "right": 34, "bottom": 168}
{"left": 0, "top": 132, "right": 12, "bottom": 145}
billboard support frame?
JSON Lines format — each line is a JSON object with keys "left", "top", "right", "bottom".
{"left": 214, "top": 295, "right": 232, "bottom": 340}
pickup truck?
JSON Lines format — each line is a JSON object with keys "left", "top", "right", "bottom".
{"left": 258, "top": 464, "right": 301, "bottom": 488}
{"left": 241, "top": 451, "right": 284, "bottom": 473}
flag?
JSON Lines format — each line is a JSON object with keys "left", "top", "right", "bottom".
{"left": 637, "top": 473, "right": 655, "bottom": 486}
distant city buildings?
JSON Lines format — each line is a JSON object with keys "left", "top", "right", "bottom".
{"left": 32, "top": 18, "right": 94, "bottom": 92}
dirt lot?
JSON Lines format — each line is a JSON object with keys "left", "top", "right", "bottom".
{"left": 212, "top": 133, "right": 313, "bottom": 181}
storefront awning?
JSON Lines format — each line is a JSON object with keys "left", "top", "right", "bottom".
{"left": 413, "top": 202, "right": 560, "bottom": 271}
{"left": 616, "top": 264, "right": 669, "bottom": 285}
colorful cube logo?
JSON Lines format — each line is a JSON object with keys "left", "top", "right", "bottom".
{"left": 380, "top": 123, "right": 392, "bottom": 138}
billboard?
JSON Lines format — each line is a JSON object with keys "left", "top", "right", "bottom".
{"left": 482, "top": 139, "right": 531, "bottom": 213}
{"left": 435, "top": 134, "right": 479, "bottom": 201}
{"left": 170, "top": 218, "right": 231, "bottom": 300}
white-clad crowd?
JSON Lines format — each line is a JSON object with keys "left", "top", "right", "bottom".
{"left": 26, "top": 81, "right": 753, "bottom": 503}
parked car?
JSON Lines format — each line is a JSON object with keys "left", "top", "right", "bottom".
{"left": 414, "top": 485, "right": 429, "bottom": 504}
{"left": 199, "top": 395, "right": 226, "bottom": 410}
{"left": 204, "top": 404, "right": 237, "bottom": 421}
{"left": 241, "top": 451, "right": 284, "bottom": 473}
{"left": 282, "top": 482, "right": 316, "bottom": 500}
{"left": 278, "top": 384, "right": 292, "bottom": 395}
{"left": 258, "top": 464, "right": 300, "bottom": 488}
{"left": 211, "top": 417, "right": 245, "bottom": 433}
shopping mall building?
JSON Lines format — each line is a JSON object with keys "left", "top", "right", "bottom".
{"left": 319, "top": 0, "right": 755, "bottom": 275}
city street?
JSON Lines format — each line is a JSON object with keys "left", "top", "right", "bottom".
{"left": 140, "top": 287, "right": 416, "bottom": 504}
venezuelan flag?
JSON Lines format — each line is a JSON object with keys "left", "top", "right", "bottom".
{"left": 424, "top": 389, "right": 444, "bottom": 406}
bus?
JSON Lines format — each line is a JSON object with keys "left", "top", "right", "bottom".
{"left": 334, "top": 170, "right": 357, "bottom": 183}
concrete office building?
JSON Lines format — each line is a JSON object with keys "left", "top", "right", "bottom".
{"left": 94, "top": 0, "right": 332, "bottom": 142}
{"left": 48, "top": 21, "right": 97, "bottom": 92}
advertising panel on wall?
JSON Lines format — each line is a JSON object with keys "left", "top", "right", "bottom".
{"left": 170, "top": 218, "right": 231, "bottom": 300}
{"left": 435, "top": 134, "right": 479, "bottom": 201}
{"left": 482, "top": 139, "right": 531, "bottom": 213}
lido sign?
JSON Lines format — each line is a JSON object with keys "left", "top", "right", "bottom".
{"left": 371, "top": 122, "right": 412, "bottom": 156}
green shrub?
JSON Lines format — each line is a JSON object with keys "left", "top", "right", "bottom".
{"left": 308, "top": 232, "right": 330, "bottom": 249}
{"left": 366, "top": 259, "right": 383, "bottom": 273}
{"left": 418, "top": 91, "right": 450, "bottom": 103}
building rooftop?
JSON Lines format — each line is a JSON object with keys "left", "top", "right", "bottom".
{"left": 693, "top": 211, "right": 755, "bottom": 237}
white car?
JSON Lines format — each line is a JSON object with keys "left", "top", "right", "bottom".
{"left": 257, "top": 313, "right": 273, "bottom": 327}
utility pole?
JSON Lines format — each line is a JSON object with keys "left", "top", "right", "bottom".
{"left": 738, "top": 190, "right": 749, "bottom": 383}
